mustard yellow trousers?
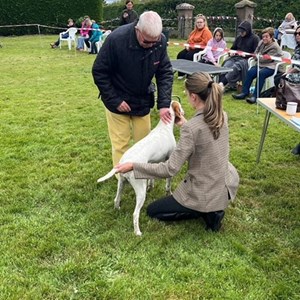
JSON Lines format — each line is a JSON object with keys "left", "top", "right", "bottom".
{"left": 105, "top": 109, "right": 151, "bottom": 167}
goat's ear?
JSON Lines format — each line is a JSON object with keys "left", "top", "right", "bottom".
{"left": 173, "top": 102, "right": 182, "bottom": 117}
{"left": 171, "top": 101, "right": 178, "bottom": 112}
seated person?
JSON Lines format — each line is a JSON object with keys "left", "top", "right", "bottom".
{"left": 50, "top": 18, "right": 75, "bottom": 48}
{"left": 77, "top": 16, "right": 91, "bottom": 51}
{"left": 199, "top": 27, "right": 227, "bottom": 66}
{"left": 218, "top": 21, "right": 259, "bottom": 91}
{"left": 275, "top": 25, "right": 300, "bottom": 155}
{"left": 176, "top": 14, "right": 212, "bottom": 79}
{"left": 277, "top": 12, "right": 298, "bottom": 44}
{"left": 85, "top": 20, "right": 103, "bottom": 54}
{"left": 232, "top": 27, "right": 283, "bottom": 104}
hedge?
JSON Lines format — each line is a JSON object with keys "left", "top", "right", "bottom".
{"left": 103, "top": 0, "right": 300, "bottom": 31}
{"left": 0, "top": 0, "right": 103, "bottom": 35}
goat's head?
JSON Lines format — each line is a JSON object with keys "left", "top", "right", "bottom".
{"left": 170, "top": 100, "right": 184, "bottom": 124}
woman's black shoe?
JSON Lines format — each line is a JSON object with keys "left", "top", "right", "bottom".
{"left": 204, "top": 210, "right": 225, "bottom": 232}
{"left": 232, "top": 93, "right": 248, "bottom": 100}
{"left": 291, "top": 143, "right": 300, "bottom": 155}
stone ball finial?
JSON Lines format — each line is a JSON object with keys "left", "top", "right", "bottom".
{"left": 176, "top": 3, "right": 195, "bottom": 10}
{"left": 235, "top": 0, "right": 257, "bottom": 8}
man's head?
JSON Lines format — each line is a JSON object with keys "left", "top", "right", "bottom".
{"left": 135, "top": 11, "right": 162, "bottom": 48}
{"left": 125, "top": 0, "right": 134, "bottom": 10}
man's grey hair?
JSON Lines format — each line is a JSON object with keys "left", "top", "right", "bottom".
{"left": 136, "top": 11, "right": 162, "bottom": 38}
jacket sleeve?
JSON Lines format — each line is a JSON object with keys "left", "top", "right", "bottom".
{"left": 92, "top": 37, "right": 122, "bottom": 111}
{"left": 155, "top": 40, "right": 174, "bottom": 110}
{"left": 201, "top": 28, "right": 213, "bottom": 47}
{"left": 133, "top": 124, "right": 194, "bottom": 179}
{"left": 205, "top": 39, "right": 215, "bottom": 63}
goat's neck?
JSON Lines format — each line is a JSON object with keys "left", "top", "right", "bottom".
{"left": 156, "top": 117, "right": 175, "bottom": 130}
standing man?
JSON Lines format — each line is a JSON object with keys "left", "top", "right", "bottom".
{"left": 119, "top": 0, "right": 138, "bottom": 26}
{"left": 92, "top": 11, "right": 173, "bottom": 168}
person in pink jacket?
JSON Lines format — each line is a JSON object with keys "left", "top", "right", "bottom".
{"left": 200, "top": 27, "right": 227, "bottom": 66}
{"left": 77, "top": 16, "right": 91, "bottom": 51}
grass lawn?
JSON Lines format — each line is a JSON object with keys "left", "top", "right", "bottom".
{"left": 0, "top": 35, "right": 299, "bottom": 299}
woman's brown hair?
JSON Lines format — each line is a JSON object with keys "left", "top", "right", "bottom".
{"left": 185, "top": 72, "right": 224, "bottom": 139}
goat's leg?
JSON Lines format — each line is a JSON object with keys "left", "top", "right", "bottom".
{"left": 147, "top": 179, "right": 154, "bottom": 191}
{"left": 165, "top": 177, "right": 172, "bottom": 195}
{"left": 114, "top": 175, "right": 125, "bottom": 209}
{"left": 131, "top": 179, "right": 147, "bottom": 236}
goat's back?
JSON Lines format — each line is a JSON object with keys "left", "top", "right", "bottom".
{"left": 120, "top": 121, "right": 176, "bottom": 164}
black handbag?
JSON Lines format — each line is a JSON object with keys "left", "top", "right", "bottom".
{"left": 276, "top": 77, "right": 300, "bottom": 112}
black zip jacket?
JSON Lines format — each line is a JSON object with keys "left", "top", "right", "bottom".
{"left": 92, "top": 22, "right": 173, "bottom": 116}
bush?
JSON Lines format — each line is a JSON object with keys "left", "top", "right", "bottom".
{"left": 0, "top": 0, "right": 103, "bottom": 36}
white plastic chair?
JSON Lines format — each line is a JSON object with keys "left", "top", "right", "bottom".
{"left": 102, "top": 30, "right": 111, "bottom": 42}
{"left": 59, "top": 27, "right": 77, "bottom": 50}
{"left": 193, "top": 49, "right": 226, "bottom": 65}
{"left": 280, "top": 30, "right": 297, "bottom": 50}
{"left": 86, "top": 30, "right": 111, "bottom": 53}
{"left": 193, "top": 49, "right": 206, "bottom": 62}
{"left": 248, "top": 50, "right": 291, "bottom": 91}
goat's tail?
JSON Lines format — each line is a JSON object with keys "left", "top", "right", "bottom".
{"left": 97, "top": 168, "right": 117, "bottom": 183}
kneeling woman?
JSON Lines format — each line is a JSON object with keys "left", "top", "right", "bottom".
{"left": 115, "top": 72, "right": 239, "bottom": 232}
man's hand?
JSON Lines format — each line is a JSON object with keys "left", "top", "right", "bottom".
{"left": 117, "top": 101, "right": 131, "bottom": 112}
{"left": 115, "top": 162, "right": 133, "bottom": 173}
{"left": 160, "top": 107, "right": 172, "bottom": 124}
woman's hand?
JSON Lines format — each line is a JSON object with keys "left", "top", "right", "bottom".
{"left": 115, "top": 162, "right": 133, "bottom": 173}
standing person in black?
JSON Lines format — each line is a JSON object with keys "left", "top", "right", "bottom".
{"left": 219, "top": 21, "right": 260, "bottom": 91}
{"left": 120, "top": 0, "right": 138, "bottom": 26}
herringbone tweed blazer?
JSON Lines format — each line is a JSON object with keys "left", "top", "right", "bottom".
{"left": 133, "top": 111, "right": 239, "bottom": 212}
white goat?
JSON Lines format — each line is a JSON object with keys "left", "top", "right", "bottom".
{"left": 97, "top": 101, "right": 183, "bottom": 236}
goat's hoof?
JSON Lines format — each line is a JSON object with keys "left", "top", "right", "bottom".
{"left": 135, "top": 231, "right": 142, "bottom": 236}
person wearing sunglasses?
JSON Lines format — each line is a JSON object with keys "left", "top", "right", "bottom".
{"left": 92, "top": 11, "right": 173, "bottom": 170}
{"left": 273, "top": 25, "right": 300, "bottom": 155}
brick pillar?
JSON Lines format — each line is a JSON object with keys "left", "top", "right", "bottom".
{"left": 235, "top": 0, "right": 257, "bottom": 30}
{"left": 176, "top": 3, "right": 195, "bottom": 39}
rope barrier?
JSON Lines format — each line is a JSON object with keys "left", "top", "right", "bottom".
{"left": 168, "top": 43, "right": 300, "bottom": 66}
{"left": 1, "top": 23, "right": 298, "bottom": 66}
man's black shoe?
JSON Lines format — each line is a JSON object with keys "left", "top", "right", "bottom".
{"left": 246, "top": 96, "right": 257, "bottom": 104}
{"left": 232, "top": 93, "right": 248, "bottom": 100}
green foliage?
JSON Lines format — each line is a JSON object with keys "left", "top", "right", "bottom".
{"left": 0, "top": 35, "right": 300, "bottom": 299}
{"left": 0, "top": 0, "right": 103, "bottom": 35}
{"left": 103, "top": 0, "right": 300, "bottom": 31}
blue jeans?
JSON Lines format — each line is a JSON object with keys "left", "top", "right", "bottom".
{"left": 77, "top": 36, "right": 85, "bottom": 49}
{"left": 242, "top": 66, "right": 275, "bottom": 97}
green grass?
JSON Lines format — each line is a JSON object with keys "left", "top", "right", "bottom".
{"left": 1, "top": 35, "right": 300, "bottom": 299}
